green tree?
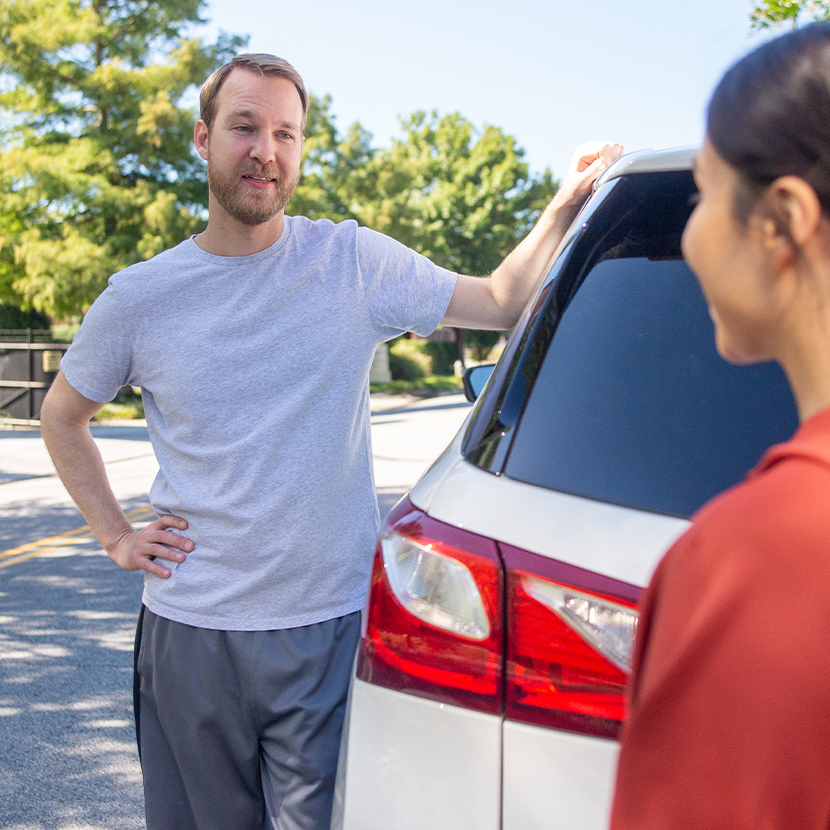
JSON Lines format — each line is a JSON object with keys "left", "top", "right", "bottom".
{"left": 0, "top": 0, "right": 243, "bottom": 318}
{"left": 358, "top": 111, "right": 556, "bottom": 274}
{"left": 355, "top": 111, "right": 559, "bottom": 364}
{"left": 287, "top": 93, "right": 375, "bottom": 223}
{"left": 751, "top": 0, "right": 830, "bottom": 29}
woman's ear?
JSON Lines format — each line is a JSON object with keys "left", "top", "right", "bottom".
{"left": 764, "top": 175, "right": 823, "bottom": 249}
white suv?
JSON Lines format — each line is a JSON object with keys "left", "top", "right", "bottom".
{"left": 332, "top": 148, "right": 799, "bottom": 830}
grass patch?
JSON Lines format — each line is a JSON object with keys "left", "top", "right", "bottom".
{"left": 51, "top": 322, "right": 80, "bottom": 342}
{"left": 88, "top": 376, "right": 461, "bottom": 420}
{"left": 370, "top": 375, "right": 461, "bottom": 396}
{"left": 92, "top": 388, "right": 144, "bottom": 421}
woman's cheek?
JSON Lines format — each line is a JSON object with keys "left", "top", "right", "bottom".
{"left": 681, "top": 207, "right": 705, "bottom": 281}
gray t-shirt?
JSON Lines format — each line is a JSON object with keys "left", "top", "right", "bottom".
{"left": 61, "top": 216, "right": 457, "bottom": 630}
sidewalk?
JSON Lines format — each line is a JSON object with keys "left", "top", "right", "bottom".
{"left": 369, "top": 392, "right": 419, "bottom": 413}
{"left": 369, "top": 388, "right": 465, "bottom": 413}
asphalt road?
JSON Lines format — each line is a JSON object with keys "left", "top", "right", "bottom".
{"left": 0, "top": 393, "right": 472, "bottom": 830}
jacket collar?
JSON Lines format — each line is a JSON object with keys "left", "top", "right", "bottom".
{"left": 752, "top": 405, "right": 830, "bottom": 478}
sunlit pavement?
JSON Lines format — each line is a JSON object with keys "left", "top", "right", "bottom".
{"left": 0, "top": 393, "right": 471, "bottom": 829}
{"left": 0, "top": 534, "right": 149, "bottom": 830}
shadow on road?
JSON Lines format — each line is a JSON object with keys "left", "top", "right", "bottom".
{"left": 88, "top": 425, "right": 150, "bottom": 442}
{"left": 0, "top": 483, "right": 412, "bottom": 828}
{"left": 0, "top": 494, "right": 152, "bottom": 554}
{"left": 0, "top": 548, "right": 146, "bottom": 829}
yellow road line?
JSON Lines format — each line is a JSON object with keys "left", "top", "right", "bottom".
{"left": 0, "top": 547, "right": 79, "bottom": 571}
{"left": 0, "top": 505, "right": 157, "bottom": 570}
{"left": 0, "top": 525, "right": 93, "bottom": 560}
{"left": 125, "top": 505, "right": 157, "bottom": 520}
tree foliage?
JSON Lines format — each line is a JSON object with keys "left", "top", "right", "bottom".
{"left": 0, "top": 0, "right": 243, "bottom": 317}
{"left": 290, "top": 106, "right": 558, "bottom": 279}
{"left": 0, "top": 301, "right": 50, "bottom": 329}
{"left": 0, "top": 0, "right": 559, "bottom": 338}
{"left": 354, "top": 110, "right": 557, "bottom": 277}
{"left": 751, "top": 0, "right": 830, "bottom": 29}
{"left": 353, "top": 111, "right": 558, "bottom": 360}
{"left": 288, "top": 93, "right": 375, "bottom": 224}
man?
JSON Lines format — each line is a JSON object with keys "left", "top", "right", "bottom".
{"left": 40, "top": 54, "right": 621, "bottom": 830}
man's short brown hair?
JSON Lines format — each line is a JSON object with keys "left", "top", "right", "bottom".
{"left": 200, "top": 54, "right": 308, "bottom": 131}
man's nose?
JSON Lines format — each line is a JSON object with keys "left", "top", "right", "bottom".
{"left": 250, "top": 133, "right": 276, "bottom": 163}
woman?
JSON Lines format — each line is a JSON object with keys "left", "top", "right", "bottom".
{"left": 611, "top": 23, "right": 830, "bottom": 830}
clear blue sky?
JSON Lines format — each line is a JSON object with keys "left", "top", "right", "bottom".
{"left": 197, "top": 0, "right": 775, "bottom": 179}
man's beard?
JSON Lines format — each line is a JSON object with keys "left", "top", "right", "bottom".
{"left": 207, "top": 158, "right": 299, "bottom": 226}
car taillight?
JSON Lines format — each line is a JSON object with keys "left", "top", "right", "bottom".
{"left": 357, "top": 498, "right": 503, "bottom": 714}
{"left": 502, "top": 544, "right": 641, "bottom": 739}
{"left": 357, "top": 505, "right": 641, "bottom": 739}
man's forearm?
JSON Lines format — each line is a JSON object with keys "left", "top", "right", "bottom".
{"left": 41, "top": 373, "right": 192, "bottom": 577}
{"left": 41, "top": 400, "right": 134, "bottom": 554}
{"left": 486, "top": 191, "right": 584, "bottom": 324}
{"left": 441, "top": 141, "right": 623, "bottom": 331}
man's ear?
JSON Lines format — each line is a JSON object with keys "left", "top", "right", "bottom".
{"left": 194, "top": 120, "right": 209, "bottom": 161}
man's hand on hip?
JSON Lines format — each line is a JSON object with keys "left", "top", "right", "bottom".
{"left": 109, "top": 514, "right": 193, "bottom": 579}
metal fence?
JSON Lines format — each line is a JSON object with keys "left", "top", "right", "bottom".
{"left": 0, "top": 330, "right": 70, "bottom": 425}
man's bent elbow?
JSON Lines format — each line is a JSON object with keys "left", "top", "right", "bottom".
{"left": 41, "top": 373, "right": 101, "bottom": 440}
{"left": 40, "top": 385, "right": 64, "bottom": 437}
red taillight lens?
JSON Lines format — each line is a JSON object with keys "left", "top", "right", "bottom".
{"left": 358, "top": 506, "right": 641, "bottom": 738}
{"left": 502, "top": 544, "right": 641, "bottom": 739}
{"left": 357, "top": 498, "right": 503, "bottom": 714}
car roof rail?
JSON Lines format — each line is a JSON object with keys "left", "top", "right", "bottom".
{"left": 595, "top": 146, "right": 699, "bottom": 191}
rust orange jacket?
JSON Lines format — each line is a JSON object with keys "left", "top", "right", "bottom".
{"left": 611, "top": 406, "right": 830, "bottom": 830}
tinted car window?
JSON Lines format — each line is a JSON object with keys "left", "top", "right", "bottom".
{"left": 504, "top": 240, "right": 798, "bottom": 519}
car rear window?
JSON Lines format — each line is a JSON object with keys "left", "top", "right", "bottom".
{"left": 503, "top": 200, "right": 798, "bottom": 519}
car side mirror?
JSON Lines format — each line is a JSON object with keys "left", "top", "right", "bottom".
{"left": 462, "top": 364, "right": 495, "bottom": 403}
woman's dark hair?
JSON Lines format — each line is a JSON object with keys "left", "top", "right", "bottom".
{"left": 708, "top": 22, "right": 830, "bottom": 220}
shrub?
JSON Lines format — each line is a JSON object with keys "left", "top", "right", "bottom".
{"left": 370, "top": 375, "right": 461, "bottom": 395}
{"left": 467, "top": 330, "right": 503, "bottom": 362}
{"left": 0, "top": 303, "right": 50, "bottom": 330}
{"left": 51, "top": 322, "right": 80, "bottom": 342}
{"left": 388, "top": 338, "right": 430, "bottom": 380}
{"left": 388, "top": 350, "right": 426, "bottom": 381}
{"left": 423, "top": 340, "right": 457, "bottom": 375}
{"left": 92, "top": 388, "right": 144, "bottom": 421}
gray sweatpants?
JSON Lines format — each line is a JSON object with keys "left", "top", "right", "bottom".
{"left": 133, "top": 606, "right": 361, "bottom": 830}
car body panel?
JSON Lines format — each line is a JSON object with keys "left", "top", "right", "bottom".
{"left": 502, "top": 720, "right": 619, "bottom": 830}
{"left": 337, "top": 679, "right": 501, "bottom": 830}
